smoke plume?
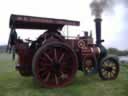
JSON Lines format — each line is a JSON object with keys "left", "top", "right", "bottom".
{"left": 90, "top": 0, "right": 114, "bottom": 18}
{"left": 90, "top": 0, "right": 128, "bottom": 18}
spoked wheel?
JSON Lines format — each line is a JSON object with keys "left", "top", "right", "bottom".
{"left": 98, "top": 56, "right": 119, "bottom": 80}
{"left": 32, "top": 41, "right": 78, "bottom": 88}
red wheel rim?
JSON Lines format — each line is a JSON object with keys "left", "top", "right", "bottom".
{"left": 32, "top": 42, "right": 78, "bottom": 88}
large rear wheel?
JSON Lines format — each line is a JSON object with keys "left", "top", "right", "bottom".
{"left": 32, "top": 41, "right": 78, "bottom": 88}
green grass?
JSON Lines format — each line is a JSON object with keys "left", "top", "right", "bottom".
{"left": 0, "top": 53, "right": 128, "bottom": 96}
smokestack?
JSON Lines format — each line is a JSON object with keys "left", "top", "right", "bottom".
{"left": 94, "top": 18, "right": 102, "bottom": 46}
{"left": 90, "top": 0, "right": 115, "bottom": 46}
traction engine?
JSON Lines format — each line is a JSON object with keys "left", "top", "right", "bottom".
{"left": 7, "top": 14, "right": 119, "bottom": 88}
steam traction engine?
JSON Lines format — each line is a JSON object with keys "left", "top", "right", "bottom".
{"left": 8, "top": 14, "right": 119, "bottom": 88}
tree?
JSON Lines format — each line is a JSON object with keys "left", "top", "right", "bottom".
{"left": 108, "top": 48, "right": 128, "bottom": 56}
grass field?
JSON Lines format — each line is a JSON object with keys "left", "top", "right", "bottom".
{"left": 0, "top": 53, "right": 128, "bottom": 96}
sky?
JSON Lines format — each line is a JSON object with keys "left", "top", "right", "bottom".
{"left": 0, "top": 0, "right": 127, "bottom": 50}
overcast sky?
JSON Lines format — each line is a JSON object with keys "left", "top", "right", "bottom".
{"left": 0, "top": 0, "right": 127, "bottom": 50}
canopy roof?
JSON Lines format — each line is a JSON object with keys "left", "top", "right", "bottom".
{"left": 9, "top": 14, "right": 80, "bottom": 30}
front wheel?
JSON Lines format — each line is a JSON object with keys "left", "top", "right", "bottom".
{"left": 98, "top": 56, "right": 119, "bottom": 80}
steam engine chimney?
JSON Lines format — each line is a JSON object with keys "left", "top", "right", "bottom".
{"left": 94, "top": 18, "right": 103, "bottom": 46}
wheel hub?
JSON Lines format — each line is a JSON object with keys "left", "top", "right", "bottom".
{"left": 53, "top": 61, "right": 60, "bottom": 71}
{"left": 105, "top": 67, "right": 112, "bottom": 72}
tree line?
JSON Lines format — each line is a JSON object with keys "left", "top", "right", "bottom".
{"left": 108, "top": 48, "right": 128, "bottom": 56}
{"left": 0, "top": 45, "right": 6, "bottom": 53}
